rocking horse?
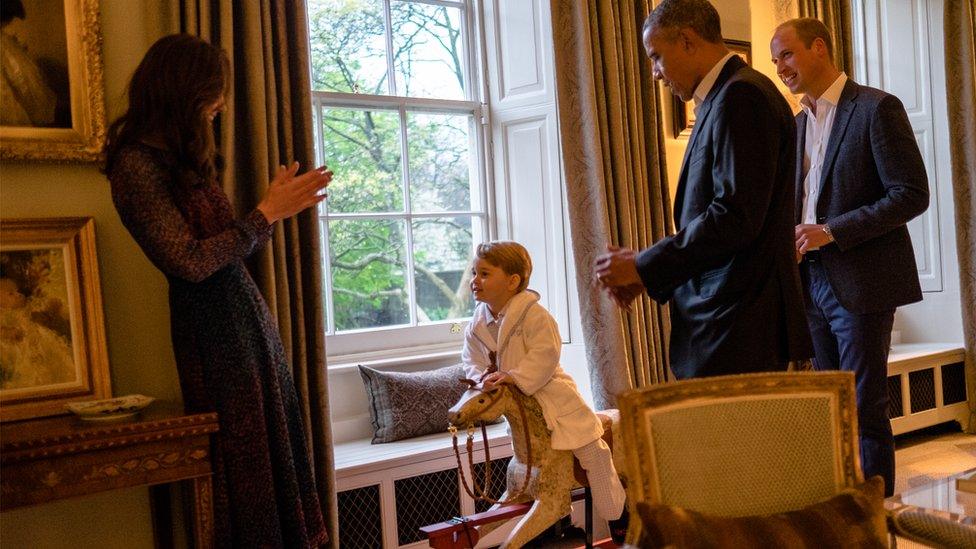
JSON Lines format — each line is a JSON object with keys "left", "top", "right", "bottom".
{"left": 434, "top": 378, "right": 622, "bottom": 549}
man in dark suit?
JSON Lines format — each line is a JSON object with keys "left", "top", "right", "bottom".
{"left": 770, "top": 18, "right": 929, "bottom": 496}
{"left": 594, "top": 0, "right": 812, "bottom": 379}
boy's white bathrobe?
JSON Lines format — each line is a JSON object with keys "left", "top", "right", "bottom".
{"left": 461, "top": 290, "right": 604, "bottom": 451}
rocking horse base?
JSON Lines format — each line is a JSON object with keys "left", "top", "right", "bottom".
{"left": 420, "top": 487, "right": 619, "bottom": 549}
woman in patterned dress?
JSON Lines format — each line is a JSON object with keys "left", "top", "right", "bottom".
{"left": 104, "top": 34, "right": 331, "bottom": 548}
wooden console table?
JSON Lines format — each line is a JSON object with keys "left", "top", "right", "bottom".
{"left": 1, "top": 405, "right": 219, "bottom": 548}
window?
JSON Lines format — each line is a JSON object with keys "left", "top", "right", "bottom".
{"left": 307, "top": 0, "right": 489, "bottom": 358}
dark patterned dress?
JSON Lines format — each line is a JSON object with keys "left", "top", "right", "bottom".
{"left": 109, "top": 143, "right": 327, "bottom": 548}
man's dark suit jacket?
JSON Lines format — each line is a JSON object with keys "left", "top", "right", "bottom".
{"left": 636, "top": 55, "right": 813, "bottom": 379}
{"left": 795, "top": 79, "right": 928, "bottom": 313}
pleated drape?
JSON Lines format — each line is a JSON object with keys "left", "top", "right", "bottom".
{"left": 943, "top": 0, "right": 976, "bottom": 432}
{"left": 551, "top": 0, "right": 673, "bottom": 409}
{"left": 797, "top": 0, "right": 855, "bottom": 75}
{"left": 177, "top": 0, "right": 338, "bottom": 541}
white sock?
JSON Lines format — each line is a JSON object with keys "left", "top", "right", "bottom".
{"left": 573, "top": 439, "right": 626, "bottom": 520}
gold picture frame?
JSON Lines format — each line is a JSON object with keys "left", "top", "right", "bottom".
{"left": 0, "top": 218, "right": 111, "bottom": 421}
{"left": 672, "top": 39, "right": 752, "bottom": 138}
{"left": 0, "top": 0, "right": 106, "bottom": 162}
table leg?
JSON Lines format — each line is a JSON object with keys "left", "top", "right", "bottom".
{"left": 190, "top": 476, "right": 214, "bottom": 549}
{"left": 149, "top": 484, "right": 174, "bottom": 549}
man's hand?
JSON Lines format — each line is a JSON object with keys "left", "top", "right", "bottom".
{"left": 795, "top": 224, "right": 833, "bottom": 255}
{"left": 607, "top": 283, "right": 645, "bottom": 311}
{"left": 594, "top": 246, "right": 644, "bottom": 309}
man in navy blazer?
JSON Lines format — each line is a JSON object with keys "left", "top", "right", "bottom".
{"left": 770, "top": 18, "right": 929, "bottom": 496}
{"left": 595, "top": 0, "right": 812, "bottom": 379}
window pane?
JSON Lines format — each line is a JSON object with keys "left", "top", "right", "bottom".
{"left": 330, "top": 218, "right": 410, "bottom": 330}
{"left": 391, "top": 1, "right": 466, "bottom": 99}
{"left": 413, "top": 216, "right": 478, "bottom": 323}
{"left": 407, "top": 113, "right": 477, "bottom": 213}
{"left": 308, "top": 0, "right": 390, "bottom": 95}
{"left": 321, "top": 107, "right": 404, "bottom": 213}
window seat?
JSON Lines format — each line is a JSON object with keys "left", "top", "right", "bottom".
{"left": 333, "top": 422, "right": 511, "bottom": 480}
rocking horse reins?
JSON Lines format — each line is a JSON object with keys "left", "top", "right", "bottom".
{"left": 449, "top": 352, "right": 534, "bottom": 505}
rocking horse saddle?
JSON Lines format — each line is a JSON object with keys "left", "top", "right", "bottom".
{"left": 572, "top": 411, "right": 616, "bottom": 486}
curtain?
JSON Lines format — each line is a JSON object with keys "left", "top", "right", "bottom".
{"left": 797, "top": 0, "right": 855, "bottom": 75}
{"left": 550, "top": 0, "right": 673, "bottom": 409}
{"left": 177, "top": 0, "right": 338, "bottom": 541}
{"left": 943, "top": 0, "right": 976, "bottom": 433}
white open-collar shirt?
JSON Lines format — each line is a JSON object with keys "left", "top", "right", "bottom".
{"left": 800, "top": 73, "right": 848, "bottom": 224}
{"left": 680, "top": 53, "right": 735, "bottom": 170}
{"left": 692, "top": 52, "right": 736, "bottom": 117}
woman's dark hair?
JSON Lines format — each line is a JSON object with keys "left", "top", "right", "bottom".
{"left": 104, "top": 34, "right": 229, "bottom": 182}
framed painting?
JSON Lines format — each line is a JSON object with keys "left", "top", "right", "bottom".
{"left": 672, "top": 39, "right": 753, "bottom": 138}
{"left": 0, "top": 218, "right": 111, "bottom": 421}
{"left": 0, "top": 0, "right": 106, "bottom": 162}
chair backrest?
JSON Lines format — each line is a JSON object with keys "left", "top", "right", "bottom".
{"left": 618, "top": 371, "right": 862, "bottom": 519}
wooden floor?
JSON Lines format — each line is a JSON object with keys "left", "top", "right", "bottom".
{"left": 894, "top": 421, "right": 976, "bottom": 495}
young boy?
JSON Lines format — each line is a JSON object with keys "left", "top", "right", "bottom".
{"left": 461, "top": 241, "right": 625, "bottom": 520}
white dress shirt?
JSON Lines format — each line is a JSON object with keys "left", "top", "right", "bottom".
{"left": 485, "top": 302, "right": 507, "bottom": 344}
{"left": 800, "top": 73, "right": 848, "bottom": 224}
{"left": 692, "top": 52, "right": 736, "bottom": 117}
{"left": 679, "top": 53, "right": 736, "bottom": 172}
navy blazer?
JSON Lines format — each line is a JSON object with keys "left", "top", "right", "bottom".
{"left": 796, "top": 79, "right": 928, "bottom": 314}
{"left": 636, "top": 56, "right": 813, "bottom": 378}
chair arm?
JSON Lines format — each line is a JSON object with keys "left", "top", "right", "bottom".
{"left": 887, "top": 508, "right": 976, "bottom": 549}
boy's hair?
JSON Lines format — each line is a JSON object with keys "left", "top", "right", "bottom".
{"left": 475, "top": 241, "right": 532, "bottom": 293}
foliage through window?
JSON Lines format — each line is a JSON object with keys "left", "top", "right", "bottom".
{"left": 307, "top": 0, "right": 486, "bottom": 344}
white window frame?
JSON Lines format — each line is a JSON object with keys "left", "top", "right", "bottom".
{"left": 309, "top": 0, "right": 496, "bottom": 362}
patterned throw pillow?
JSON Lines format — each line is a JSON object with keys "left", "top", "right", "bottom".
{"left": 359, "top": 363, "right": 471, "bottom": 444}
{"left": 635, "top": 476, "right": 888, "bottom": 549}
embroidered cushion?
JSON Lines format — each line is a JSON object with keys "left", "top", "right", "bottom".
{"left": 359, "top": 363, "right": 470, "bottom": 444}
{"left": 634, "top": 476, "right": 887, "bottom": 549}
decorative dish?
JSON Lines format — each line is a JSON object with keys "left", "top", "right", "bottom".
{"left": 65, "top": 394, "right": 155, "bottom": 421}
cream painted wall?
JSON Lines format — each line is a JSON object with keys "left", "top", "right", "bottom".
{"left": 0, "top": 1, "right": 180, "bottom": 547}
{"left": 714, "top": 0, "right": 752, "bottom": 39}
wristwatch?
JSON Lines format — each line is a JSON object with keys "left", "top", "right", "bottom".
{"left": 822, "top": 224, "right": 834, "bottom": 243}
